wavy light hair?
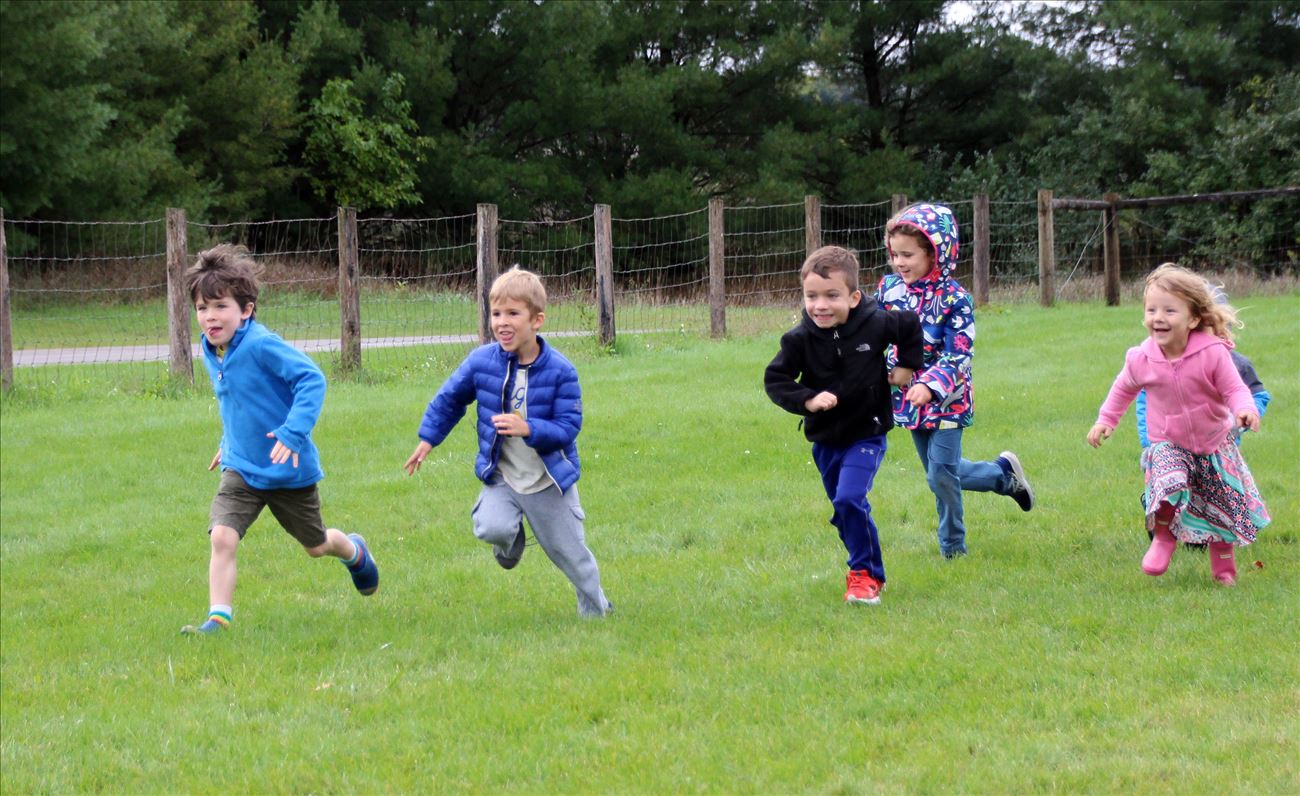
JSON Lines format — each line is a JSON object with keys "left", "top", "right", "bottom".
{"left": 1144, "top": 263, "right": 1241, "bottom": 344}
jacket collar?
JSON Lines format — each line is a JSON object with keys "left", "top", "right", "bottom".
{"left": 1138, "top": 329, "right": 1228, "bottom": 362}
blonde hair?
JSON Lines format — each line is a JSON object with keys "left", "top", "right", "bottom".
{"left": 1144, "top": 263, "right": 1240, "bottom": 344}
{"left": 489, "top": 266, "right": 547, "bottom": 316}
{"left": 800, "top": 245, "right": 860, "bottom": 293}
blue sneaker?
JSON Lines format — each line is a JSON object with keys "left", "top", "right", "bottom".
{"left": 181, "top": 616, "right": 229, "bottom": 635}
{"left": 346, "top": 533, "right": 379, "bottom": 595}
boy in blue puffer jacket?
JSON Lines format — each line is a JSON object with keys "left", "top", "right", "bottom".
{"left": 182, "top": 244, "right": 378, "bottom": 636}
{"left": 405, "top": 267, "right": 611, "bottom": 617}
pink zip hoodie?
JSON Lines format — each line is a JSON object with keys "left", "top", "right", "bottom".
{"left": 1096, "top": 330, "right": 1255, "bottom": 455}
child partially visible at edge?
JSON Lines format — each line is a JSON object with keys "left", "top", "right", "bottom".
{"left": 404, "top": 267, "right": 612, "bottom": 617}
{"left": 1088, "top": 263, "right": 1269, "bottom": 585}
{"left": 764, "top": 245, "right": 923, "bottom": 605}
{"left": 875, "top": 203, "right": 1035, "bottom": 559}
{"left": 182, "top": 244, "right": 378, "bottom": 635}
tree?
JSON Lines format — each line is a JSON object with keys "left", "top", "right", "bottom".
{"left": 303, "top": 73, "right": 431, "bottom": 211}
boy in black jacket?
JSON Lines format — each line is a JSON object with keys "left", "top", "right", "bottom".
{"left": 765, "top": 246, "right": 924, "bottom": 605}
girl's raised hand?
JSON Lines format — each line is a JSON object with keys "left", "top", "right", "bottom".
{"left": 1087, "top": 423, "right": 1112, "bottom": 448}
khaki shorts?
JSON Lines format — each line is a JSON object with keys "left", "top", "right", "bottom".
{"left": 209, "top": 469, "right": 327, "bottom": 548}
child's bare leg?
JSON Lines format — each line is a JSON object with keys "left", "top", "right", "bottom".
{"left": 304, "top": 527, "right": 356, "bottom": 560}
{"left": 306, "top": 528, "right": 379, "bottom": 596}
{"left": 182, "top": 524, "right": 239, "bottom": 635}
{"left": 208, "top": 524, "right": 240, "bottom": 606}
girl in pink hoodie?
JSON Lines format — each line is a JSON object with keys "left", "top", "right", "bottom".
{"left": 1087, "top": 264, "right": 1269, "bottom": 585}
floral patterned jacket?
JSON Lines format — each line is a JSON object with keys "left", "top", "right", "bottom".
{"left": 875, "top": 203, "right": 976, "bottom": 430}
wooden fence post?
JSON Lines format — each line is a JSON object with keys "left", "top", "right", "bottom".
{"left": 973, "top": 192, "right": 990, "bottom": 307}
{"left": 891, "top": 194, "right": 909, "bottom": 215}
{"left": 0, "top": 209, "right": 11, "bottom": 392}
{"left": 804, "top": 195, "right": 821, "bottom": 258}
{"left": 594, "top": 203, "right": 615, "bottom": 346}
{"left": 1102, "top": 192, "right": 1121, "bottom": 307}
{"left": 1037, "top": 189, "right": 1055, "bottom": 307}
{"left": 337, "top": 207, "right": 361, "bottom": 371}
{"left": 476, "top": 203, "right": 499, "bottom": 344}
{"left": 165, "top": 208, "right": 194, "bottom": 384}
{"left": 708, "top": 197, "right": 726, "bottom": 339}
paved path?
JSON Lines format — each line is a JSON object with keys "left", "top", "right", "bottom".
{"left": 12, "top": 330, "right": 607, "bottom": 367}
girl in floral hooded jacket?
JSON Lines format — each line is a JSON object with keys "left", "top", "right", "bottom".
{"left": 875, "top": 203, "right": 1035, "bottom": 558}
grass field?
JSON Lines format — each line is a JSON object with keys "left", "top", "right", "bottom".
{"left": 1, "top": 296, "right": 1297, "bottom": 793}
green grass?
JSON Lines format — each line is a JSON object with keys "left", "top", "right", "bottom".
{"left": 2, "top": 296, "right": 1297, "bottom": 793}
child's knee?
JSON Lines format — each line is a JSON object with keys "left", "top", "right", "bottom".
{"left": 210, "top": 525, "right": 240, "bottom": 554}
{"left": 926, "top": 465, "right": 958, "bottom": 493}
{"left": 473, "top": 518, "right": 518, "bottom": 546}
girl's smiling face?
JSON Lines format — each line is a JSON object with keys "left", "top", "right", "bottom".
{"left": 1144, "top": 284, "right": 1199, "bottom": 358}
{"left": 888, "top": 232, "right": 935, "bottom": 284}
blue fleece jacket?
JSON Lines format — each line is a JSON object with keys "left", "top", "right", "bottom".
{"left": 200, "top": 319, "right": 326, "bottom": 490}
{"left": 417, "top": 336, "right": 582, "bottom": 492}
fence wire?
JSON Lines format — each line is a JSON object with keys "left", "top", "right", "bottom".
{"left": 3, "top": 191, "right": 1296, "bottom": 393}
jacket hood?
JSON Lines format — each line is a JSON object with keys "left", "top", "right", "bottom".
{"left": 887, "top": 203, "right": 960, "bottom": 281}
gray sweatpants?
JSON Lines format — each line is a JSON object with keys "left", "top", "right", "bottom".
{"left": 471, "top": 479, "right": 611, "bottom": 617}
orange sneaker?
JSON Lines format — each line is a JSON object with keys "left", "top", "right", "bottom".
{"left": 844, "top": 569, "right": 882, "bottom": 605}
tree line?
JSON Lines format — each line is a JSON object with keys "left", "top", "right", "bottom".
{"left": 2, "top": 0, "right": 1297, "bottom": 238}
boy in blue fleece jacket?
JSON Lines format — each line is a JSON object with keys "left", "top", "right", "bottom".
{"left": 181, "top": 244, "right": 378, "bottom": 635}
{"left": 405, "top": 267, "right": 611, "bottom": 617}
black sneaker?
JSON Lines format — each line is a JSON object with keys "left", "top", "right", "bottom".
{"left": 999, "top": 451, "right": 1034, "bottom": 512}
{"left": 494, "top": 524, "right": 526, "bottom": 570}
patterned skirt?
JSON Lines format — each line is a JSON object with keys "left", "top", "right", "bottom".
{"left": 1141, "top": 436, "right": 1270, "bottom": 545}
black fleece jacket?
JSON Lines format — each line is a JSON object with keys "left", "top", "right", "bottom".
{"left": 764, "top": 297, "right": 924, "bottom": 444}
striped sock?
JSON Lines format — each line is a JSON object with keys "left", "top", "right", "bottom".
{"left": 182, "top": 606, "right": 232, "bottom": 635}
{"left": 344, "top": 540, "right": 363, "bottom": 569}
{"left": 197, "top": 606, "right": 233, "bottom": 632}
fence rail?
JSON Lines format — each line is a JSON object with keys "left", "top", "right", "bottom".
{"left": 2, "top": 187, "right": 1297, "bottom": 391}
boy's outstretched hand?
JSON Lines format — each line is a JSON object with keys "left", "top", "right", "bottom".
{"left": 1087, "top": 423, "right": 1112, "bottom": 448}
{"left": 805, "top": 391, "right": 837, "bottom": 413}
{"left": 208, "top": 448, "right": 222, "bottom": 471}
{"left": 266, "top": 432, "right": 299, "bottom": 468}
{"left": 404, "top": 441, "right": 434, "bottom": 476}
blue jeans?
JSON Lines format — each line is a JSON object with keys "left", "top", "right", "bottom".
{"left": 812, "top": 436, "right": 888, "bottom": 582}
{"left": 910, "top": 428, "right": 1008, "bottom": 556}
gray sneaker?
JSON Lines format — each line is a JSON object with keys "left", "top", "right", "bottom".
{"left": 999, "top": 451, "right": 1035, "bottom": 512}
{"left": 494, "top": 524, "right": 526, "bottom": 570}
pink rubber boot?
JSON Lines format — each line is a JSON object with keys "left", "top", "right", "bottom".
{"left": 1142, "top": 505, "right": 1177, "bottom": 576}
{"left": 1209, "top": 541, "right": 1237, "bottom": 585}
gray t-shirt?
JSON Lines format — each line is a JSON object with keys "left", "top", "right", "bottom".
{"left": 498, "top": 366, "right": 555, "bottom": 494}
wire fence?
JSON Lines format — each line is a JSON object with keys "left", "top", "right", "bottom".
{"left": 2, "top": 189, "right": 1296, "bottom": 391}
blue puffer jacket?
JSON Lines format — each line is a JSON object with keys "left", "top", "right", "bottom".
{"left": 417, "top": 336, "right": 583, "bottom": 491}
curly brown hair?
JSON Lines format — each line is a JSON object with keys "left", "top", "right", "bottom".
{"left": 185, "top": 244, "right": 262, "bottom": 316}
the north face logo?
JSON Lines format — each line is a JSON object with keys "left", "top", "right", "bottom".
{"left": 856, "top": 343, "right": 871, "bottom": 352}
